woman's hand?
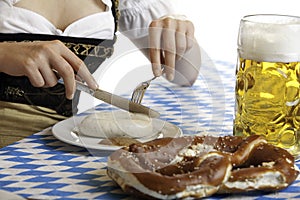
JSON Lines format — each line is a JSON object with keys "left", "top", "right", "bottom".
{"left": 149, "top": 14, "right": 196, "bottom": 81}
{"left": 0, "top": 40, "right": 98, "bottom": 99}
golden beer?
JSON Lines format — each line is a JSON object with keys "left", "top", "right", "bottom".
{"left": 234, "top": 14, "right": 300, "bottom": 157}
{"left": 234, "top": 58, "right": 300, "bottom": 156}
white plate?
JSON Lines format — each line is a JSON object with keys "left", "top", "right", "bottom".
{"left": 52, "top": 114, "right": 182, "bottom": 151}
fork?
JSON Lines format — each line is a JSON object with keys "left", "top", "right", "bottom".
{"left": 131, "top": 75, "right": 158, "bottom": 104}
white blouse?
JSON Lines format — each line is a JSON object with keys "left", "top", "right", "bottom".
{"left": 0, "top": 0, "right": 174, "bottom": 40}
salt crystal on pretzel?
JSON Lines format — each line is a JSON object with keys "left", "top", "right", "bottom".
{"left": 107, "top": 135, "right": 299, "bottom": 199}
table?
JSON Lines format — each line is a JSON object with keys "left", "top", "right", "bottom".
{"left": 0, "top": 60, "right": 299, "bottom": 200}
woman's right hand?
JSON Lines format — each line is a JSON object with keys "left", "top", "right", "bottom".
{"left": 0, "top": 40, "right": 98, "bottom": 99}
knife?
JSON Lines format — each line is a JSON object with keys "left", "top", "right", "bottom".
{"left": 58, "top": 79, "right": 160, "bottom": 118}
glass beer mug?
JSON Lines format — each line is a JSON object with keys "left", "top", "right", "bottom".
{"left": 234, "top": 14, "right": 300, "bottom": 158}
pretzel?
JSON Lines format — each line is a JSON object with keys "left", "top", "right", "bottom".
{"left": 107, "top": 135, "right": 299, "bottom": 199}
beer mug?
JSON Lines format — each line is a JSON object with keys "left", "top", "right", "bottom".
{"left": 234, "top": 14, "right": 300, "bottom": 158}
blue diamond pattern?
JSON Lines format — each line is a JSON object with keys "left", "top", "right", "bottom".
{"left": 0, "top": 61, "right": 298, "bottom": 200}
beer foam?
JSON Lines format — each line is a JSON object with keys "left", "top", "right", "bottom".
{"left": 238, "top": 14, "right": 300, "bottom": 62}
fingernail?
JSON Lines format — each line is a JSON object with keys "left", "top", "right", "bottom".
{"left": 67, "top": 92, "right": 74, "bottom": 100}
{"left": 92, "top": 82, "right": 99, "bottom": 89}
{"left": 69, "top": 81, "right": 76, "bottom": 100}
{"left": 154, "top": 69, "right": 162, "bottom": 77}
{"left": 167, "top": 73, "right": 174, "bottom": 81}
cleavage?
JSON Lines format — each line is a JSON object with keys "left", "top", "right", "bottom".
{"left": 14, "top": 0, "right": 106, "bottom": 31}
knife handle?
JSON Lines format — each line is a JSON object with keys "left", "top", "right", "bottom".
{"left": 58, "top": 78, "right": 160, "bottom": 118}
{"left": 94, "top": 89, "right": 160, "bottom": 118}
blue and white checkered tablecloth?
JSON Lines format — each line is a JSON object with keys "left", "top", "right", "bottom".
{"left": 0, "top": 60, "right": 299, "bottom": 200}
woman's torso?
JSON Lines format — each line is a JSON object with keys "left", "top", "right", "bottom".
{"left": 0, "top": 0, "right": 115, "bottom": 39}
{"left": 14, "top": 0, "right": 107, "bottom": 31}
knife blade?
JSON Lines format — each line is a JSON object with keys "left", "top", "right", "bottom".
{"left": 58, "top": 79, "right": 160, "bottom": 118}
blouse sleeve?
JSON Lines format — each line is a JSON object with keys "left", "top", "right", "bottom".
{"left": 118, "top": 0, "right": 175, "bottom": 39}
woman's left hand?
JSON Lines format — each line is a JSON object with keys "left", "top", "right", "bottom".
{"left": 148, "top": 14, "right": 195, "bottom": 81}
